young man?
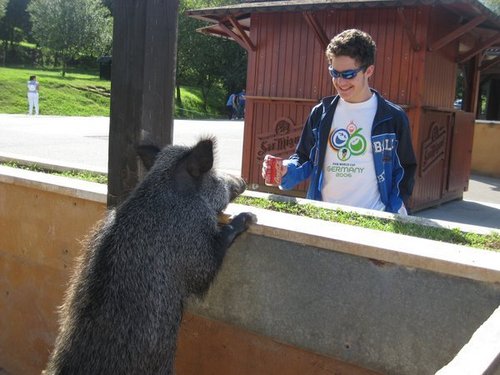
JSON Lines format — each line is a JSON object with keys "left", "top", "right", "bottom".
{"left": 262, "top": 29, "right": 417, "bottom": 214}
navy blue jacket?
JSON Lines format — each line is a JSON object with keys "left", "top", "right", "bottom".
{"left": 281, "top": 90, "right": 417, "bottom": 213}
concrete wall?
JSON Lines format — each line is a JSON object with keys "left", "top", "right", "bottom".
{"left": 191, "top": 204, "right": 500, "bottom": 374}
{"left": 472, "top": 120, "right": 500, "bottom": 177}
{"left": 1, "top": 166, "right": 500, "bottom": 375}
{"left": 0, "top": 167, "right": 107, "bottom": 375}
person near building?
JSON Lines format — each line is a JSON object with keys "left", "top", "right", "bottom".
{"left": 237, "top": 89, "right": 246, "bottom": 119}
{"left": 226, "top": 92, "right": 237, "bottom": 119}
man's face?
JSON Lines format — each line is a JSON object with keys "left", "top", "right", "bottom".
{"left": 329, "top": 55, "right": 374, "bottom": 103}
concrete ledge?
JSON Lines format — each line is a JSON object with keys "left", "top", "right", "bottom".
{"left": 476, "top": 120, "right": 500, "bottom": 126}
{"left": 0, "top": 165, "right": 107, "bottom": 203}
{"left": 2, "top": 153, "right": 497, "bottom": 235}
{"left": 436, "top": 305, "right": 500, "bottom": 375}
{"left": 187, "top": 217, "right": 500, "bottom": 374}
{"left": 225, "top": 203, "right": 500, "bottom": 284}
{"left": 1, "top": 166, "right": 498, "bottom": 283}
{"left": 0, "top": 152, "right": 108, "bottom": 175}
{"left": 243, "top": 190, "right": 500, "bottom": 235}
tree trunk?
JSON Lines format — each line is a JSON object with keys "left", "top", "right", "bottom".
{"left": 176, "top": 83, "right": 182, "bottom": 107}
{"left": 1, "top": 40, "right": 6, "bottom": 66}
{"left": 201, "top": 86, "right": 210, "bottom": 114}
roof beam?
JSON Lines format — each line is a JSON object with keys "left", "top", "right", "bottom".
{"left": 228, "top": 16, "right": 256, "bottom": 51}
{"left": 428, "top": 15, "right": 487, "bottom": 52}
{"left": 396, "top": 8, "right": 420, "bottom": 52}
{"left": 217, "top": 21, "right": 254, "bottom": 52}
{"left": 458, "top": 34, "right": 500, "bottom": 63}
{"left": 302, "top": 12, "right": 329, "bottom": 51}
{"left": 480, "top": 55, "right": 500, "bottom": 72}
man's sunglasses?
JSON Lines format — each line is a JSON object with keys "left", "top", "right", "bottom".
{"left": 328, "top": 65, "right": 365, "bottom": 80}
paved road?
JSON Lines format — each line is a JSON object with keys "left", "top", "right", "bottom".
{"left": 1, "top": 114, "right": 499, "bottom": 230}
{"left": 0, "top": 114, "right": 244, "bottom": 175}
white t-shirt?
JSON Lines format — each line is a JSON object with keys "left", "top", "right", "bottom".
{"left": 27, "top": 80, "right": 38, "bottom": 93}
{"left": 321, "top": 94, "right": 385, "bottom": 211}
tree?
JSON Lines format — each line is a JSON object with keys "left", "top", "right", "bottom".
{"left": 480, "top": 0, "right": 500, "bottom": 14}
{"left": 0, "top": 0, "right": 7, "bottom": 62}
{"left": 0, "top": 0, "right": 30, "bottom": 65}
{"left": 177, "top": 0, "right": 247, "bottom": 113}
{"left": 101, "top": 0, "right": 113, "bottom": 15}
{"left": 0, "top": 0, "right": 7, "bottom": 20}
{"left": 28, "top": 0, "right": 112, "bottom": 76}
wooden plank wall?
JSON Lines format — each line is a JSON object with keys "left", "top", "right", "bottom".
{"left": 410, "top": 7, "right": 470, "bottom": 210}
{"left": 410, "top": 109, "right": 475, "bottom": 211}
{"left": 446, "top": 111, "right": 475, "bottom": 196}
{"left": 423, "top": 7, "right": 459, "bottom": 108}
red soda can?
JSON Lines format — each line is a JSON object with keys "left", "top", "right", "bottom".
{"left": 264, "top": 155, "right": 284, "bottom": 186}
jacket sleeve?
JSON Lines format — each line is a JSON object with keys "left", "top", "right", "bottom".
{"left": 394, "top": 112, "right": 417, "bottom": 207}
{"left": 280, "top": 104, "right": 321, "bottom": 190}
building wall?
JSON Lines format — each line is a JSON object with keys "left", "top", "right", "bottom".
{"left": 248, "top": 8, "right": 421, "bottom": 103}
{"left": 423, "top": 6, "right": 460, "bottom": 109}
{"left": 471, "top": 120, "right": 500, "bottom": 177}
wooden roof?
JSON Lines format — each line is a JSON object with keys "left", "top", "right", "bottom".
{"left": 186, "top": 0, "right": 500, "bottom": 72}
{"left": 187, "top": 0, "right": 500, "bottom": 27}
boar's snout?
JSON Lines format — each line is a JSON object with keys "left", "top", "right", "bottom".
{"left": 228, "top": 175, "right": 246, "bottom": 201}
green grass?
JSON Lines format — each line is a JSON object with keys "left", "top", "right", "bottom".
{"left": 175, "top": 86, "right": 227, "bottom": 119}
{"left": 0, "top": 66, "right": 227, "bottom": 118}
{"left": 18, "top": 41, "right": 38, "bottom": 49}
{"left": 0, "top": 66, "right": 111, "bottom": 116}
{"left": 1, "top": 161, "right": 107, "bottom": 184}
{"left": 234, "top": 196, "right": 500, "bottom": 252}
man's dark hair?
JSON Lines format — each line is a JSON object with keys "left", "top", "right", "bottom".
{"left": 326, "top": 29, "right": 376, "bottom": 68}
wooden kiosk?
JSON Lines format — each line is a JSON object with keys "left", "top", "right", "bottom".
{"left": 188, "top": 0, "right": 500, "bottom": 211}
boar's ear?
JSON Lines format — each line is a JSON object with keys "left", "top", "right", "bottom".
{"left": 137, "top": 144, "right": 161, "bottom": 170}
{"left": 186, "top": 139, "right": 214, "bottom": 178}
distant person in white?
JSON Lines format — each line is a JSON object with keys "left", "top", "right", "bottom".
{"left": 27, "top": 75, "right": 39, "bottom": 115}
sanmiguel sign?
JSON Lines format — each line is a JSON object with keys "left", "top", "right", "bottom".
{"left": 256, "top": 117, "right": 302, "bottom": 160}
{"left": 420, "top": 121, "right": 448, "bottom": 176}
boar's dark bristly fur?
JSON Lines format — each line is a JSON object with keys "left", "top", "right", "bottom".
{"left": 43, "top": 137, "right": 256, "bottom": 375}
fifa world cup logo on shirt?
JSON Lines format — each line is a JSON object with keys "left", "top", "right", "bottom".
{"left": 329, "top": 121, "right": 367, "bottom": 161}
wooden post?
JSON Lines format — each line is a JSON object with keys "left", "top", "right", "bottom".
{"left": 107, "top": 0, "right": 179, "bottom": 208}
{"left": 467, "top": 55, "right": 482, "bottom": 116}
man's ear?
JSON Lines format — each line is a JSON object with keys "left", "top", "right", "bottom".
{"left": 137, "top": 144, "right": 161, "bottom": 170}
{"left": 365, "top": 65, "right": 375, "bottom": 79}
